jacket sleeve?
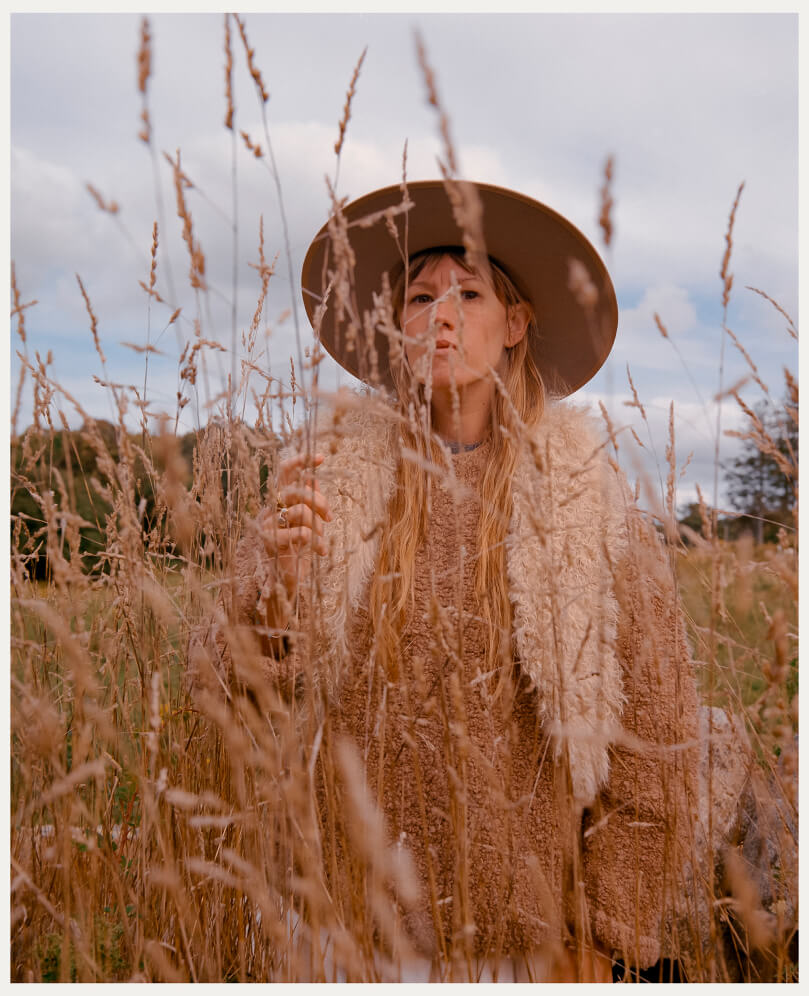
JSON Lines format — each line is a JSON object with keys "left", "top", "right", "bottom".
{"left": 187, "top": 524, "right": 305, "bottom": 707}
{"left": 582, "top": 517, "right": 700, "bottom": 969}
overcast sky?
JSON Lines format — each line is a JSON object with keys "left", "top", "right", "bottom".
{"left": 8, "top": 9, "right": 799, "bottom": 511}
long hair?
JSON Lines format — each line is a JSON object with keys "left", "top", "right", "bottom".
{"left": 367, "top": 248, "right": 545, "bottom": 685}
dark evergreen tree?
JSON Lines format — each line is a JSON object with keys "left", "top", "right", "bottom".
{"left": 723, "top": 398, "right": 797, "bottom": 544}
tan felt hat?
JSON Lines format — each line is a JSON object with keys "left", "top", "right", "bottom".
{"left": 300, "top": 180, "right": 617, "bottom": 397}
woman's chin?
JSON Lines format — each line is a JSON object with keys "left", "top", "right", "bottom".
{"left": 425, "top": 371, "right": 491, "bottom": 395}
{"left": 409, "top": 357, "right": 483, "bottom": 392}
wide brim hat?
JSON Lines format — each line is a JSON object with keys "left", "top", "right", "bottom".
{"left": 300, "top": 180, "right": 617, "bottom": 397}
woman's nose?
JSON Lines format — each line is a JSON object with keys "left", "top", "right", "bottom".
{"left": 431, "top": 295, "right": 457, "bottom": 328}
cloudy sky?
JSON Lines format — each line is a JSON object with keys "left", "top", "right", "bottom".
{"left": 9, "top": 9, "right": 799, "bottom": 512}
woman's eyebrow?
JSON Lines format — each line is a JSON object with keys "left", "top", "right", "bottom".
{"left": 409, "top": 271, "right": 480, "bottom": 287}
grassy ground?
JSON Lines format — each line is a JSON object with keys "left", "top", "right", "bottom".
{"left": 10, "top": 531, "right": 798, "bottom": 981}
{"left": 677, "top": 538, "right": 798, "bottom": 706}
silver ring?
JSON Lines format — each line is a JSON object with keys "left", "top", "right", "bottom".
{"left": 277, "top": 506, "right": 289, "bottom": 529}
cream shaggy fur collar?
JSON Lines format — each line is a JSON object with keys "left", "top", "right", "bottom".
{"left": 285, "top": 393, "right": 633, "bottom": 805}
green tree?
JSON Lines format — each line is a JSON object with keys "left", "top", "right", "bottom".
{"left": 724, "top": 397, "right": 797, "bottom": 544}
{"left": 10, "top": 421, "right": 188, "bottom": 578}
{"left": 11, "top": 418, "right": 279, "bottom": 578}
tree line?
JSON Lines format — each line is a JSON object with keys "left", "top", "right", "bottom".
{"left": 679, "top": 395, "right": 797, "bottom": 544}
{"left": 10, "top": 418, "right": 278, "bottom": 579}
{"left": 11, "top": 395, "right": 797, "bottom": 580}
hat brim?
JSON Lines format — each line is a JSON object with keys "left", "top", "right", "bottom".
{"left": 300, "top": 180, "right": 617, "bottom": 397}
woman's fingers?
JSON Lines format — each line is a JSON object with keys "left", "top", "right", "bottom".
{"left": 278, "top": 502, "right": 326, "bottom": 537}
{"left": 256, "top": 452, "right": 332, "bottom": 565}
{"left": 259, "top": 506, "right": 327, "bottom": 556}
{"left": 259, "top": 498, "right": 329, "bottom": 536}
{"left": 277, "top": 484, "right": 332, "bottom": 523}
{"left": 277, "top": 451, "right": 325, "bottom": 489}
{"left": 274, "top": 524, "right": 327, "bottom": 557}
{"left": 275, "top": 453, "right": 331, "bottom": 526}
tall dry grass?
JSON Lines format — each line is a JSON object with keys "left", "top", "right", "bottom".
{"left": 10, "top": 17, "right": 797, "bottom": 982}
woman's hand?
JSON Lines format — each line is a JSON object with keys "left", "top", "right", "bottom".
{"left": 255, "top": 451, "right": 332, "bottom": 626}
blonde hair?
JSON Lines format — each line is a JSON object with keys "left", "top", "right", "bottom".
{"left": 368, "top": 248, "right": 545, "bottom": 685}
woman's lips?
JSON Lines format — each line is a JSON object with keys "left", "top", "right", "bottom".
{"left": 434, "top": 339, "right": 455, "bottom": 351}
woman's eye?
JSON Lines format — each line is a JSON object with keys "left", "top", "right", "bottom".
{"left": 409, "top": 293, "right": 432, "bottom": 305}
{"left": 461, "top": 289, "right": 479, "bottom": 301}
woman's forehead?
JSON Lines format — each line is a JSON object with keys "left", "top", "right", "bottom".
{"left": 409, "top": 251, "right": 486, "bottom": 284}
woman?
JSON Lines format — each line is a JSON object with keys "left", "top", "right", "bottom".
{"left": 213, "top": 182, "right": 698, "bottom": 981}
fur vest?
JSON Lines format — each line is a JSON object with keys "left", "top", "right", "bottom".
{"left": 288, "top": 394, "right": 634, "bottom": 806}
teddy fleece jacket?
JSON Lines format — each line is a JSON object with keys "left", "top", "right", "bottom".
{"left": 197, "top": 398, "right": 700, "bottom": 968}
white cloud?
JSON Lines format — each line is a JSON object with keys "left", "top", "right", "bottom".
{"left": 613, "top": 283, "right": 718, "bottom": 374}
{"left": 578, "top": 388, "right": 751, "bottom": 510}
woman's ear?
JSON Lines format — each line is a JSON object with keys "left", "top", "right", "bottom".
{"left": 505, "top": 302, "right": 530, "bottom": 347}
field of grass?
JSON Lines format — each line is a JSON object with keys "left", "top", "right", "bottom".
{"left": 677, "top": 538, "right": 798, "bottom": 721}
{"left": 10, "top": 15, "right": 797, "bottom": 984}
{"left": 10, "top": 530, "right": 798, "bottom": 982}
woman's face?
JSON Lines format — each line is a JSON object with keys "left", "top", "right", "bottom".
{"left": 402, "top": 255, "right": 528, "bottom": 391}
